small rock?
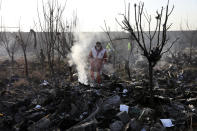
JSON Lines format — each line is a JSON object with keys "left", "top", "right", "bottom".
{"left": 110, "top": 121, "right": 124, "bottom": 131}
{"left": 28, "top": 117, "right": 50, "bottom": 131}
{"left": 128, "top": 119, "right": 142, "bottom": 131}
{"left": 36, "top": 117, "right": 50, "bottom": 129}
{"left": 116, "top": 111, "right": 130, "bottom": 124}
{"left": 102, "top": 95, "right": 121, "bottom": 111}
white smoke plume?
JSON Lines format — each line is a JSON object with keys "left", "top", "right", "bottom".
{"left": 68, "top": 33, "right": 94, "bottom": 85}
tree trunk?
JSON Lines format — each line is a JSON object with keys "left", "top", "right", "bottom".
{"left": 11, "top": 54, "right": 14, "bottom": 75}
{"left": 125, "top": 60, "right": 131, "bottom": 79}
{"left": 149, "top": 62, "right": 153, "bottom": 97}
{"left": 47, "top": 51, "right": 54, "bottom": 76}
{"left": 113, "top": 51, "right": 116, "bottom": 68}
{"left": 23, "top": 49, "right": 28, "bottom": 78}
{"left": 49, "top": 59, "right": 54, "bottom": 76}
{"left": 69, "top": 66, "right": 73, "bottom": 81}
{"left": 57, "top": 56, "right": 61, "bottom": 75}
{"left": 126, "top": 49, "right": 132, "bottom": 80}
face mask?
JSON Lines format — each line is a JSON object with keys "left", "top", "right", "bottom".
{"left": 96, "top": 46, "right": 101, "bottom": 50}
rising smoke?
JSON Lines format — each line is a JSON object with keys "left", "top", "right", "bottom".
{"left": 68, "top": 33, "right": 94, "bottom": 85}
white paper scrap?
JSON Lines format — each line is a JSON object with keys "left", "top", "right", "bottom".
{"left": 120, "top": 104, "right": 129, "bottom": 113}
{"left": 123, "top": 89, "right": 128, "bottom": 93}
{"left": 35, "top": 105, "right": 41, "bottom": 109}
{"left": 160, "top": 119, "right": 174, "bottom": 127}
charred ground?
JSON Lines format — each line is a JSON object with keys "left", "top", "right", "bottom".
{"left": 0, "top": 46, "right": 197, "bottom": 130}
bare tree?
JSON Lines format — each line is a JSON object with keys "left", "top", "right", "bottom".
{"left": 36, "top": 0, "right": 66, "bottom": 76}
{"left": 117, "top": 0, "right": 179, "bottom": 96}
{"left": 56, "top": 15, "right": 77, "bottom": 58}
{"left": 102, "top": 21, "right": 134, "bottom": 79}
{"left": 0, "top": 2, "right": 19, "bottom": 74}
{"left": 0, "top": 31, "right": 18, "bottom": 73}
{"left": 102, "top": 21, "right": 117, "bottom": 68}
{"left": 55, "top": 14, "right": 77, "bottom": 79}
{"left": 16, "top": 30, "right": 35, "bottom": 78}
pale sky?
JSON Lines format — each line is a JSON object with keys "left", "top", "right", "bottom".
{"left": 0, "top": 0, "right": 196, "bottom": 32}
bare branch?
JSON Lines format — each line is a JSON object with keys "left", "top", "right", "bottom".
{"left": 134, "top": 3, "right": 140, "bottom": 40}
{"left": 161, "top": 37, "right": 179, "bottom": 55}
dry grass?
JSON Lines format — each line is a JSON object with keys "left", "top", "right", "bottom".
{"left": 13, "top": 78, "right": 29, "bottom": 88}
{"left": 15, "top": 58, "right": 25, "bottom": 65}
{"left": 30, "top": 70, "right": 46, "bottom": 82}
{"left": 0, "top": 70, "right": 9, "bottom": 79}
